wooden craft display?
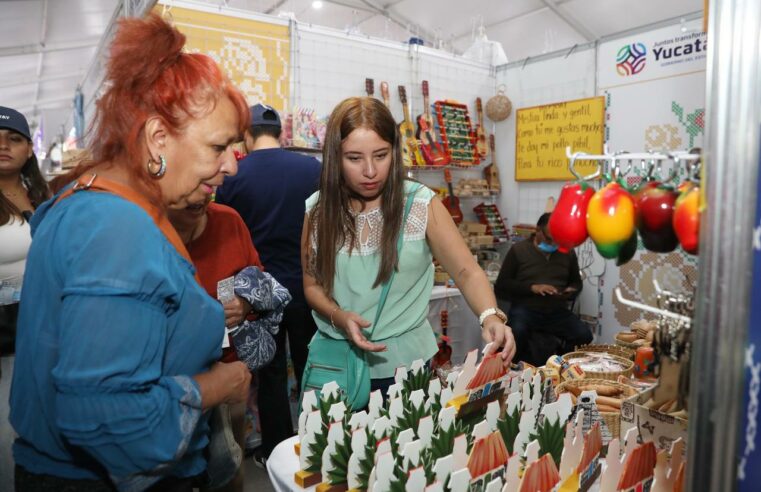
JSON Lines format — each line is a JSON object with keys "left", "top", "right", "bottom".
{"left": 434, "top": 100, "right": 480, "bottom": 165}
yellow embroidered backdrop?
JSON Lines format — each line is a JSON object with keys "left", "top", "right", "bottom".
{"left": 158, "top": 5, "right": 290, "bottom": 112}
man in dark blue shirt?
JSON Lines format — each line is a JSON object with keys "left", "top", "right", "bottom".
{"left": 216, "top": 104, "right": 320, "bottom": 463}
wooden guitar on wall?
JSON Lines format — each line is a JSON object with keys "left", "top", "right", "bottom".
{"left": 380, "top": 81, "right": 390, "bottom": 109}
{"left": 418, "top": 118, "right": 450, "bottom": 166}
{"left": 416, "top": 81, "right": 449, "bottom": 166}
{"left": 365, "top": 78, "right": 374, "bottom": 98}
{"left": 475, "top": 97, "right": 489, "bottom": 158}
{"left": 484, "top": 134, "right": 501, "bottom": 193}
{"left": 432, "top": 308, "right": 452, "bottom": 369}
{"left": 416, "top": 80, "right": 435, "bottom": 140}
{"left": 442, "top": 168, "right": 463, "bottom": 224}
{"left": 398, "top": 85, "right": 424, "bottom": 167}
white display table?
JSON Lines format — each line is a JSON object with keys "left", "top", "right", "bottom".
{"left": 267, "top": 436, "right": 311, "bottom": 492}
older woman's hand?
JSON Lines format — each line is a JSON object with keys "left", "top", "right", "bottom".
{"left": 481, "top": 320, "right": 516, "bottom": 367}
{"left": 223, "top": 295, "right": 253, "bottom": 328}
{"left": 196, "top": 361, "right": 251, "bottom": 410}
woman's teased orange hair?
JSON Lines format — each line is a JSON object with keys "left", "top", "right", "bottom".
{"left": 53, "top": 14, "right": 249, "bottom": 207}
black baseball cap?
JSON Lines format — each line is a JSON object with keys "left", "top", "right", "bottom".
{"left": 250, "top": 104, "right": 281, "bottom": 128}
{"left": 0, "top": 106, "right": 31, "bottom": 141}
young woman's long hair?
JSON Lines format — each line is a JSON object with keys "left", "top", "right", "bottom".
{"left": 309, "top": 97, "right": 406, "bottom": 295}
{"left": 50, "top": 14, "right": 249, "bottom": 207}
{"left": 0, "top": 152, "right": 50, "bottom": 226}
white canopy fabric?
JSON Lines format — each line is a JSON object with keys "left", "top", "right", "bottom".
{"left": 0, "top": 0, "right": 701, "bottom": 147}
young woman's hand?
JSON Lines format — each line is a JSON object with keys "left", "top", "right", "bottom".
{"left": 334, "top": 309, "right": 387, "bottom": 353}
{"left": 481, "top": 319, "right": 516, "bottom": 367}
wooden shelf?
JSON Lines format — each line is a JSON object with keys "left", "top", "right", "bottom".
{"left": 406, "top": 159, "right": 491, "bottom": 171}
{"left": 284, "top": 146, "right": 322, "bottom": 154}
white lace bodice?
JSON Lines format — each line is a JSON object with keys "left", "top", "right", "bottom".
{"left": 342, "top": 198, "right": 430, "bottom": 255}
{"left": 304, "top": 182, "right": 436, "bottom": 257}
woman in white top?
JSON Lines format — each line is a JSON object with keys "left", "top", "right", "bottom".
{"left": 0, "top": 106, "right": 50, "bottom": 484}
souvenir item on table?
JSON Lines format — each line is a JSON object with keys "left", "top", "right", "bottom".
{"left": 617, "top": 442, "right": 657, "bottom": 491}
{"left": 555, "top": 379, "right": 638, "bottom": 440}
{"left": 672, "top": 181, "right": 700, "bottom": 255}
{"left": 466, "top": 429, "right": 510, "bottom": 490}
{"left": 615, "top": 319, "right": 656, "bottom": 348}
{"left": 517, "top": 447, "right": 561, "bottom": 492}
{"left": 633, "top": 181, "right": 679, "bottom": 253}
{"left": 633, "top": 346, "right": 656, "bottom": 378}
{"left": 434, "top": 100, "right": 480, "bottom": 165}
{"left": 556, "top": 418, "right": 603, "bottom": 492}
{"left": 295, "top": 383, "right": 348, "bottom": 488}
{"left": 548, "top": 181, "right": 595, "bottom": 253}
{"left": 586, "top": 181, "right": 636, "bottom": 260}
{"left": 651, "top": 439, "right": 686, "bottom": 492}
{"left": 574, "top": 344, "right": 636, "bottom": 361}
{"left": 562, "top": 352, "right": 635, "bottom": 379}
{"left": 473, "top": 203, "right": 509, "bottom": 243}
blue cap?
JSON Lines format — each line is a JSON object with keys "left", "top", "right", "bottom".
{"left": 250, "top": 103, "right": 281, "bottom": 128}
{"left": 0, "top": 106, "right": 31, "bottom": 141}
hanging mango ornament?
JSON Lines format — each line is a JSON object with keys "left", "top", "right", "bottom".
{"left": 673, "top": 182, "right": 700, "bottom": 255}
{"left": 633, "top": 181, "right": 679, "bottom": 253}
{"left": 548, "top": 182, "right": 595, "bottom": 253}
{"left": 586, "top": 181, "right": 636, "bottom": 259}
{"left": 616, "top": 231, "right": 639, "bottom": 266}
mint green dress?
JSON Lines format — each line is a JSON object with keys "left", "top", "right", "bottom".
{"left": 305, "top": 181, "right": 439, "bottom": 378}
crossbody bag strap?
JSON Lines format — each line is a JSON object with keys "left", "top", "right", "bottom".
{"left": 368, "top": 184, "right": 421, "bottom": 338}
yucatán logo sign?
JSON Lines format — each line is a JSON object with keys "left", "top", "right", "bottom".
{"left": 616, "top": 43, "right": 646, "bottom": 76}
{"left": 616, "top": 33, "right": 707, "bottom": 77}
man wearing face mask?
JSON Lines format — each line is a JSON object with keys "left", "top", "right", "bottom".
{"left": 494, "top": 213, "right": 591, "bottom": 364}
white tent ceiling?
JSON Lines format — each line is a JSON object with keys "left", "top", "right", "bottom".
{"left": 0, "top": 0, "right": 702, "bottom": 147}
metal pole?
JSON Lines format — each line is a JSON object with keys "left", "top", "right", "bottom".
{"left": 687, "top": 0, "right": 761, "bottom": 490}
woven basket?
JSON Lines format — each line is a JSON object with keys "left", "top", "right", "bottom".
{"left": 574, "top": 344, "right": 636, "bottom": 361}
{"left": 485, "top": 85, "right": 512, "bottom": 122}
{"left": 556, "top": 379, "right": 638, "bottom": 439}
{"left": 562, "top": 351, "right": 634, "bottom": 380}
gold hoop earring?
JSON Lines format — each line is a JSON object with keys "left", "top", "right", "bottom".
{"left": 147, "top": 154, "right": 167, "bottom": 178}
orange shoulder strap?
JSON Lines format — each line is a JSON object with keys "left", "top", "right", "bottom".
{"left": 56, "top": 174, "right": 198, "bottom": 280}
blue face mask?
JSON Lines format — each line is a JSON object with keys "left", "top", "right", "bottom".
{"left": 537, "top": 242, "right": 558, "bottom": 254}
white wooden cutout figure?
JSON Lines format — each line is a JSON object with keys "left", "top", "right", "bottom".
{"left": 406, "top": 467, "right": 427, "bottom": 492}
{"left": 600, "top": 438, "right": 623, "bottom": 492}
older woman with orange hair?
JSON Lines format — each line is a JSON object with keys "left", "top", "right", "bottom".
{"left": 10, "top": 15, "right": 250, "bottom": 491}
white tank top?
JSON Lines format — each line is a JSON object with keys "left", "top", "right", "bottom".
{"left": 0, "top": 217, "right": 31, "bottom": 305}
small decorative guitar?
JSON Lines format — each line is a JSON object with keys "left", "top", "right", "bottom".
{"left": 380, "top": 81, "right": 390, "bottom": 109}
{"left": 416, "top": 80, "right": 435, "bottom": 140}
{"left": 433, "top": 308, "right": 452, "bottom": 368}
{"left": 398, "top": 85, "right": 424, "bottom": 166}
{"left": 365, "top": 78, "right": 374, "bottom": 98}
{"left": 483, "top": 134, "right": 501, "bottom": 192}
{"left": 418, "top": 118, "right": 450, "bottom": 166}
{"left": 475, "top": 97, "right": 489, "bottom": 158}
{"left": 442, "top": 168, "right": 463, "bottom": 224}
